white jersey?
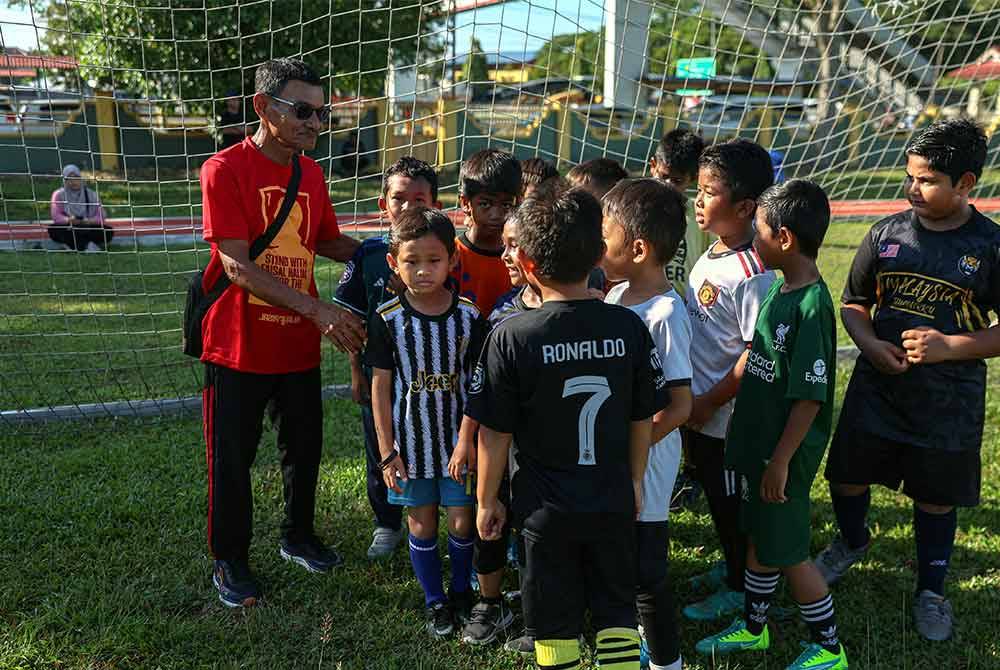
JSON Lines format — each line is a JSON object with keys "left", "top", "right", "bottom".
{"left": 606, "top": 283, "right": 692, "bottom": 522}
{"left": 685, "top": 240, "right": 776, "bottom": 439}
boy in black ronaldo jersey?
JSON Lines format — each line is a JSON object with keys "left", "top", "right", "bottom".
{"left": 468, "top": 188, "right": 668, "bottom": 670}
{"left": 816, "top": 119, "right": 1000, "bottom": 642}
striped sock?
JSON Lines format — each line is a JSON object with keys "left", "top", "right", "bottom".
{"left": 535, "top": 638, "right": 580, "bottom": 670}
{"left": 408, "top": 534, "right": 445, "bottom": 606}
{"left": 799, "top": 593, "right": 841, "bottom": 655}
{"left": 595, "top": 627, "right": 641, "bottom": 670}
{"left": 743, "top": 569, "right": 780, "bottom": 635}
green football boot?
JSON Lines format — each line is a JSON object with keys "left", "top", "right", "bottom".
{"left": 695, "top": 618, "right": 770, "bottom": 656}
{"left": 785, "top": 642, "right": 848, "bottom": 670}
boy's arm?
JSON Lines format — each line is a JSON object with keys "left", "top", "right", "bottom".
{"left": 371, "top": 367, "right": 406, "bottom": 493}
{"left": 651, "top": 386, "right": 693, "bottom": 444}
{"left": 476, "top": 425, "right": 511, "bottom": 541}
{"left": 901, "top": 324, "right": 1000, "bottom": 364}
{"left": 843, "top": 304, "right": 909, "bottom": 373}
{"left": 629, "top": 418, "right": 653, "bottom": 518}
{"left": 689, "top": 348, "right": 748, "bottom": 426}
{"left": 760, "top": 400, "right": 822, "bottom": 503}
{"left": 348, "top": 353, "right": 369, "bottom": 405}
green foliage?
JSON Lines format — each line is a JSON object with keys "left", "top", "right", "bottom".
{"left": 528, "top": 30, "right": 605, "bottom": 85}
{"left": 22, "top": 0, "right": 440, "bottom": 109}
{"left": 461, "top": 37, "right": 491, "bottom": 99}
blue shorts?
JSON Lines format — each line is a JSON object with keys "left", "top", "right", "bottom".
{"left": 387, "top": 475, "right": 475, "bottom": 508}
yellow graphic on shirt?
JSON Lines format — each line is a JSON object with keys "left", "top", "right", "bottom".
{"left": 875, "top": 271, "right": 986, "bottom": 331}
{"left": 249, "top": 187, "right": 313, "bottom": 310}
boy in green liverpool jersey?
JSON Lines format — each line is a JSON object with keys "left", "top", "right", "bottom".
{"left": 695, "top": 180, "right": 847, "bottom": 670}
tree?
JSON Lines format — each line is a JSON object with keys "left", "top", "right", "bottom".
{"left": 17, "top": 0, "right": 440, "bottom": 109}
{"left": 460, "top": 37, "right": 490, "bottom": 100}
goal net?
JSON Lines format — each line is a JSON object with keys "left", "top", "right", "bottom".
{"left": 2, "top": 0, "right": 1000, "bottom": 426}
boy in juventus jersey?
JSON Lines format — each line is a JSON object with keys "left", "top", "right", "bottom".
{"left": 366, "top": 208, "right": 488, "bottom": 639}
{"left": 468, "top": 187, "right": 668, "bottom": 670}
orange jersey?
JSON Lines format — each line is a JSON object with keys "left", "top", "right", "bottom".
{"left": 450, "top": 233, "right": 512, "bottom": 315}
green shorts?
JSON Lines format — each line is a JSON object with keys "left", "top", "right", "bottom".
{"left": 738, "top": 469, "right": 814, "bottom": 568}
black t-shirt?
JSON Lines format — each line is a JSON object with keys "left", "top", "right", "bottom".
{"left": 219, "top": 109, "right": 246, "bottom": 148}
{"left": 839, "top": 206, "right": 1000, "bottom": 451}
{"left": 466, "top": 299, "right": 668, "bottom": 518}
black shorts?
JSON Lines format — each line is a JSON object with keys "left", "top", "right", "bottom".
{"left": 825, "top": 426, "right": 981, "bottom": 507}
{"left": 520, "top": 507, "right": 636, "bottom": 640}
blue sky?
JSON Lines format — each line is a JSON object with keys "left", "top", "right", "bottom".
{"left": 1, "top": 1, "right": 604, "bottom": 56}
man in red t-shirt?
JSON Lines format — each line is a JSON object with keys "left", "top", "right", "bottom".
{"left": 200, "top": 58, "right": 365, "bottom": 608}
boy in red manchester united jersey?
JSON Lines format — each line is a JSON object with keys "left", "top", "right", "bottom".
{"left": 199, "top": 58, "right": 365, "bottom": 608}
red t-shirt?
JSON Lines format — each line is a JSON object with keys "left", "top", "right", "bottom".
{"left": 200, "top": 138, "right": 340, "bottom": 374}
{"left": 449, "top": 232, "right": 512, "bottom": 315}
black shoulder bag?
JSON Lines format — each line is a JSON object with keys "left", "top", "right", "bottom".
{"left": 183, "top": 154, "right": 302, "bottom": 358}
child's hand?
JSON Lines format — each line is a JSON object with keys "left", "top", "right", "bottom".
{"left": 632, "top": 479, "right": 644, "bottom": 520}
{"left": 477, "top": 499, "right": 506, "bottom": 541}
{"left": 760, "top": 459, "right": 788, "bottom": 503}
{"left": 381, "top": 453, "right": 407, "bottom": 494}
{"left": 447, "top": 440, "right": 475, "bottom": 484}
{"left": 861, "top": 338, "right": 910, "bottom": 375}
{"left": 350, "top": 375, "right": 371, "bottom": 405}
{"left": 901, "top": 326, "right": 951, "bottom": 365}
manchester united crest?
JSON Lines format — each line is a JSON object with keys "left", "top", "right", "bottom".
{"left": 697, "top": 279, "right": 721, "bottom": 308}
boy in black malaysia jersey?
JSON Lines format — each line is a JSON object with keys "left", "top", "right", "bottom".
{"left": 467, "top": 188, "right": 668, "bottom": 670}
{"left": 816, "top": 118, "right": 1000, "bottom": 643}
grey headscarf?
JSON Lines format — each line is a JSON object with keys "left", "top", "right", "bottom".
{"left": 60, "top": 164, "right": 100, "bottom": 219}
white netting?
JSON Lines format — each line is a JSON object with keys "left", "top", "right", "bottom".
{"left": 2, "top": 0, "right": 1000, "bottom": 425}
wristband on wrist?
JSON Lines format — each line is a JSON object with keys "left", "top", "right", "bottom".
{"left": 379, "top": 451, "right": 398, "bottom": 470}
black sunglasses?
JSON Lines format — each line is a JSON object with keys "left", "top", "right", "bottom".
{"left": 269, "top": 94, "right": 331, "bottom": 123}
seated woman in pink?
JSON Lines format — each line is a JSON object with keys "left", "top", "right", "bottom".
{"left": 49, "top": 164, "right": 114, "bottom": 251}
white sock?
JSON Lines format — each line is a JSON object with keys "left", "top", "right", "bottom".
{"left": 650, "top": 655, "right": 682, "bottom": 670}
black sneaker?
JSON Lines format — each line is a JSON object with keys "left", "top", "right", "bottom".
{"left": 279, "top": 535, "right": 343, "bottom": 573}
{"left": 462, "top": 600, "right": 515, "bottom": 645}
{"left": 503, "top": 633, "right": 535, "bottom": 657}
{"left": 426, "top": 601, "right": 454, "bottom": 639}
{"left": 212, "top": 559, "right": 261, "bottom": 608}
{"left": 449, "top": 588, "right": 474, "bottom": 624}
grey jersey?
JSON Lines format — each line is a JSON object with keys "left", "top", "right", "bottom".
{"left": 686, "top": 240, "right": 776, "bottom": 438}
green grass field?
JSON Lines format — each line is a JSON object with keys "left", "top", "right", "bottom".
{"left": 1, "top": 222, "right": 999, "bottom": 669}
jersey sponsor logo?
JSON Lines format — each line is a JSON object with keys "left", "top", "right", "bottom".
{"left": 339, "top": 260, "right": 355, "bottom": 285}
{"left": 541, "top": 338, "right": 627, "bottom": 364}
{"left": 958, "top": 255, "right": 981, "bottom": 277}
{"left": 697, "top": 279, "right": 720, "bottom": 308}
{"left": 805, "top": 358, "right": 828, "bottom": 385}
{"left": 878, "top": 242, "right": 900, "bottom": 258}
{"left": 409, "top": 370, "right": 459, "bottom": 393}
{"left": 773, "top": 323, "right": 791, "bottom": 352}
{"left": 470, "top": 362, "right": 485, "bottom": 395}
{"left": 745, "top": 349, "right": 776, "bottom": 383}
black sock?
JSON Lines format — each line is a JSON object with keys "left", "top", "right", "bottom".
{"left": 914, "top": 505, "right": 957, "bottom": 597}
{"left": 706, "top": 470, "right": 746, "bottom": 592}
{"left": 480, "top": 595, "right": 502, "bottom": 606}
{"left": 831, "top": 487, "right": 871, "bottom": 550}
{"left": 799, "top": 594, "right": 840, "bottom": 654}
{"left": 743, "top": 569, "right": 779, "bottom": 635}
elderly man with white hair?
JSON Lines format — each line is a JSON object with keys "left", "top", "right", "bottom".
{"left": 48, "top": 164, "right": 114, "bottom": 252}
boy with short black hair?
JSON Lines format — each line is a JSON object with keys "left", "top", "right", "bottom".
{"left": 520, "top": 157, "right": 560, "bottom": 199}
{"left": 816, "top": 118, "right": 1000, "bottom": 642}
{"left": 683, "top": 138, "right": 777, "bottom": 621}
{"left": 367, "top": 207, "right": 487, "bottom": 638}
{"left": 650, "top": 128, "right": 706, "bottom": 192}
{"left": 696, "top": 179, "right": 848, "bottom": 670}
{"left": 602, "top": 178, "right": 693, "bottom": 670}
{"left": 453, "top": 148, "right": 521, "bottom": 314}
{"left": 566, "top": 157, "right": 629, "bottom": 201}
{"left": 334, "top": 156, "right": 440, "bottom": 561}
{"left": 469, "top": 187, "right": 668, "bottom": 670}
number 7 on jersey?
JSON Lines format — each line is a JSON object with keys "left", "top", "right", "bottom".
{"left": 563, "top": 376, "right": 611, "bottom": 465}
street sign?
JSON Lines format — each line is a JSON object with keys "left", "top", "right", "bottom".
{"left": 676, "top": 57, "right": 716, "bottom": 79}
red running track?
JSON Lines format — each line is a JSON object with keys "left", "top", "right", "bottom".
{"left": 4, "top": 199, "right": 1000, "bottom": 242}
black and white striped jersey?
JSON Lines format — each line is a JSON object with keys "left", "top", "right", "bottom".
{"left": 366, "top": 293, "right": 488, "bottom": 479}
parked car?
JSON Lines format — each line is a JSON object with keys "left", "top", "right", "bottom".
{"left": 0, "top": 96, "right": 18, "bottom": 133}
{"left": 18, "top": 97, "right": 84, "bottom": 128}
{"left": 684, "top": 95, "right": 819, "bottom": 139}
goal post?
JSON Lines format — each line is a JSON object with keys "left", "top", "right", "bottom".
{"left": 2, "top": 0, "right": 1000, "bottom": 425}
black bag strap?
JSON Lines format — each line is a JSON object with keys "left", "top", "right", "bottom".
{"left": 204, "top": 153, "right": 302, "bottom": 300}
